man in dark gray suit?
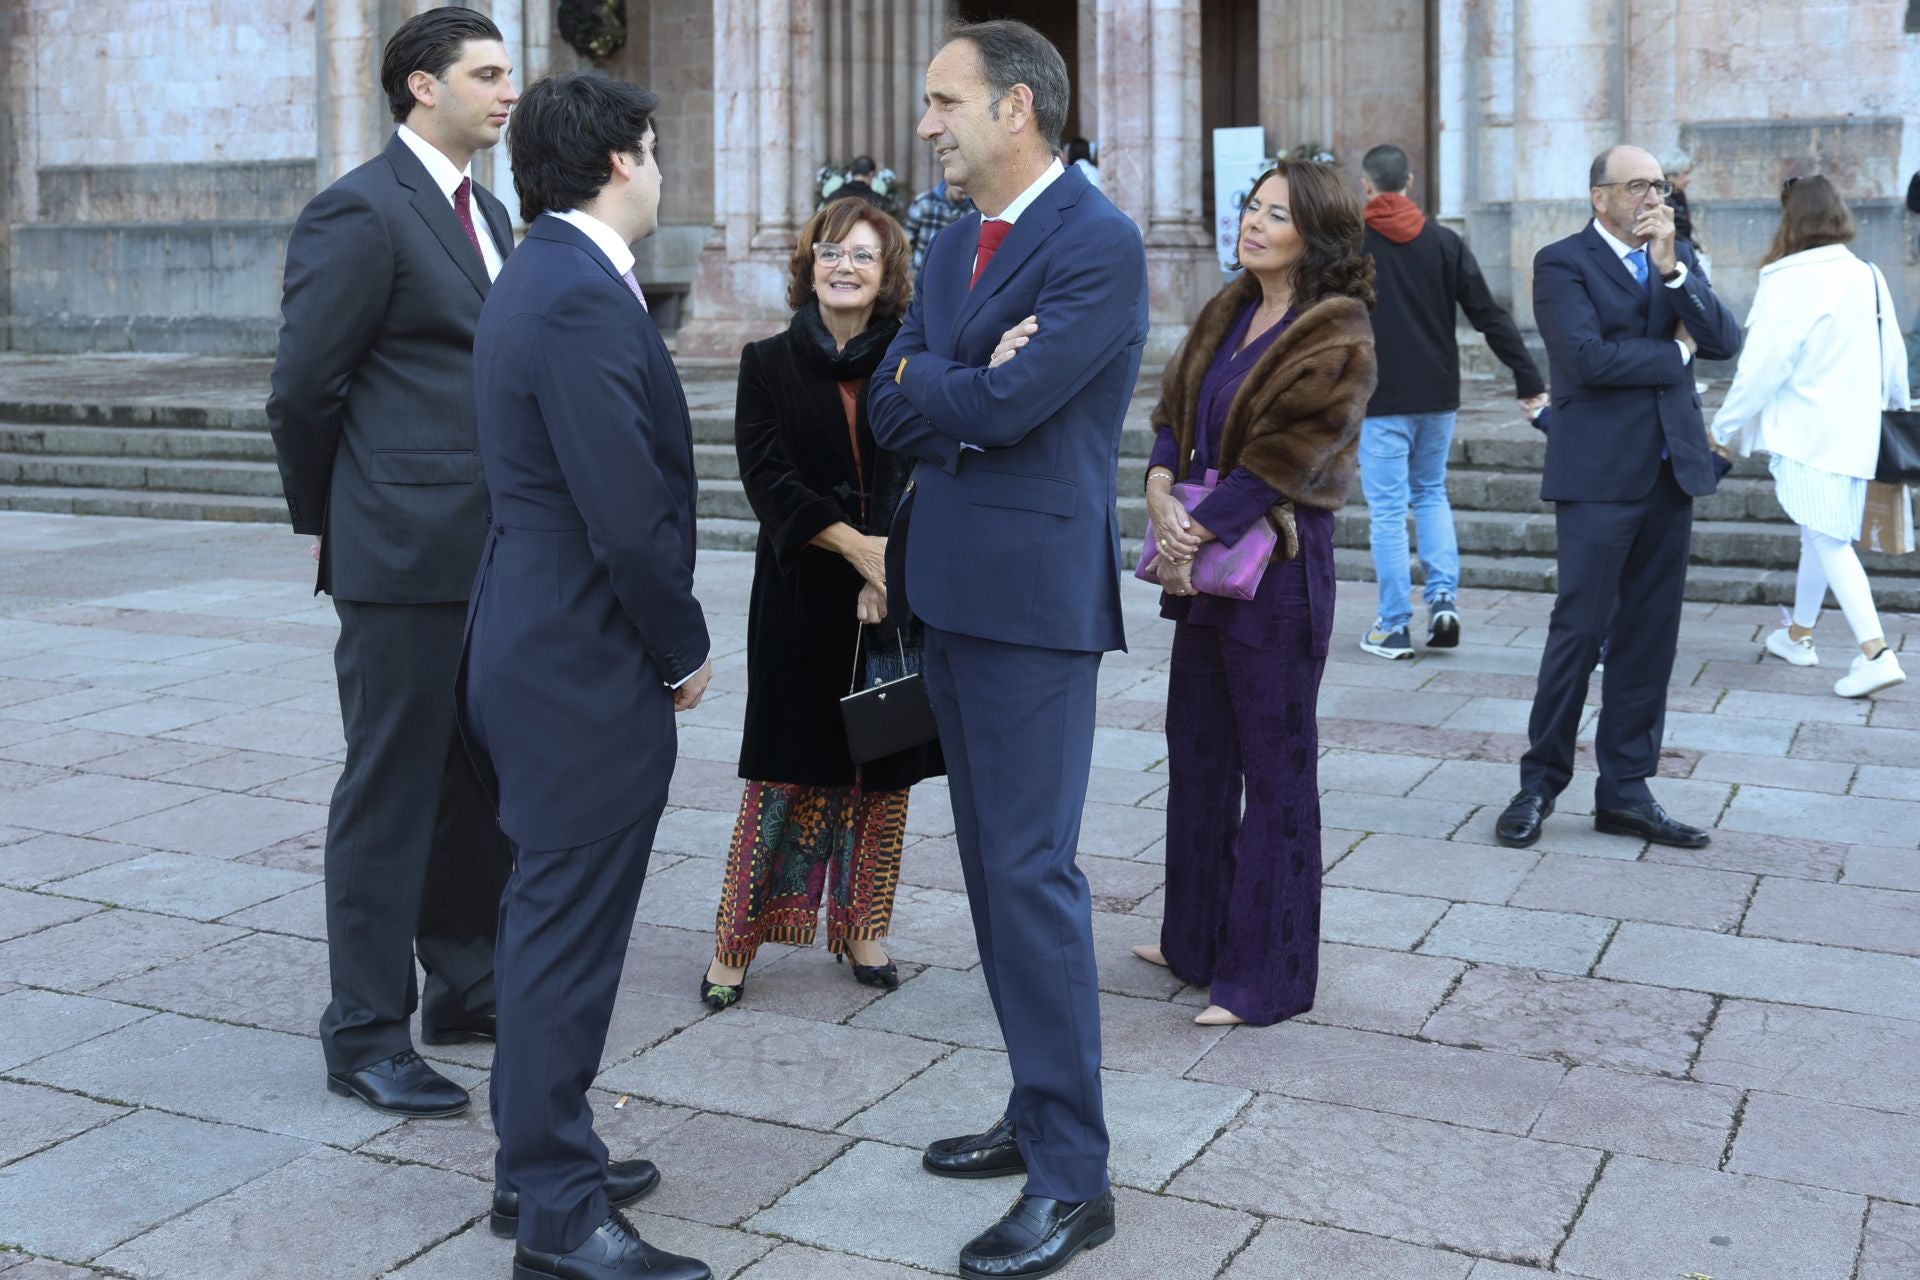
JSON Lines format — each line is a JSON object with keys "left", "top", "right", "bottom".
{"left": 267, "top": 5, "right": 518, "bottom": 1118}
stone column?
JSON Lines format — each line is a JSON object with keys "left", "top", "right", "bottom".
{"left": 1098, "top": 0, "right": 1209, "bottom": 359}
{"left": 316, "top": 0, "right": 386, "bottom": 188}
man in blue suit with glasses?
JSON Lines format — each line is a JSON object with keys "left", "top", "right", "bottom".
{"left": 869, "top": 18, "right": 1148, "bottom": 1280}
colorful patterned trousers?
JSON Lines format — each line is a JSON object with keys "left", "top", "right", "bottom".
{"left": 713, "top": 781, "right": 908, "bottom": 968}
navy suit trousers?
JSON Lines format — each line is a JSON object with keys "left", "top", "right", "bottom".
{"left": 1521, "top": 461, "right": 1694, "bottom": 808}
{"left": 921, "top": 624, "right": 1110, "bottom": 1202}
{"left": 490, "top": 803, "right": 662, "bottom": 1252}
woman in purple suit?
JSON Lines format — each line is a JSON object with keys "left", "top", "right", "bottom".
{"left": 1133, "top": 160, "right": 1377, "bottom": 1025}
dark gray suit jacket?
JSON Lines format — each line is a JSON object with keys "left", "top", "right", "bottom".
{"left": 267, "top": 133, "right": 514, "bottom": 603}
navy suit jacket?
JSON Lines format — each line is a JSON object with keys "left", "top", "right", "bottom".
{"left": 869, "top": 166, "right": 1148, "bottom": 654}
{"left": 1533, "top": 222, "right": 1742, "bottom": 502}
{"left": 459, "top": 215, "right": 708, "bottom": 851}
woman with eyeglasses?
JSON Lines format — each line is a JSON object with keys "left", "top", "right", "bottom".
{"left": 1711, "top": 175, "right": 1912, "bottom": 698}
{"left": 700, "top": 197, "right": 943, "bottom": 1008}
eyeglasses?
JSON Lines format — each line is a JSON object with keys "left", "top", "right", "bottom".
{"left": 814, "top": 243, "right": 879, "bottom": 269}
{"left": 1594, "top": 178, "right": 1674, "bottom": 198}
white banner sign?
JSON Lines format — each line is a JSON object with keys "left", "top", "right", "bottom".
{"left": 1211, "top": 126, "right": 1268, "bottom": 272}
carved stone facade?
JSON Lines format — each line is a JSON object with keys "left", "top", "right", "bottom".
{"left": 1, "top": 0, "right": 1916, "bottom": 353}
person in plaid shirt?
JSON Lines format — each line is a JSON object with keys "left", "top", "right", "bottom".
{"left": 903, "top": 179, "right": 974, "bottom": 273}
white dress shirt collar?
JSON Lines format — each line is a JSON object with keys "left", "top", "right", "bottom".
{"left": 1590, "top": 217, "right": 1644, "bottom": 262}
{"left": 985, "top": 158, "right": 1066, "bottom": 226}
{"left": 397, "top": 125, "right": 474, "bottom": 201}
{"left": 549, "top": 208, "right": 636, "bottom": 277}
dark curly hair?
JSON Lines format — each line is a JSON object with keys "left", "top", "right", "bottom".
{"left": 1232, "top": 159, "right": 1376, "bottom": 311}
{"left": 786, "top": 197, "right": 913, "bottom": 316}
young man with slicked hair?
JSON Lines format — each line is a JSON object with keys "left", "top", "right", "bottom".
{"left": 268, "top": 4, "right": 517, "bottom": 1122}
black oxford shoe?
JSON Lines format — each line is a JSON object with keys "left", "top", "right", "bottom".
{"left": 1495, "top": 791, "right": 1554, "bottom": 848}
{"left": 959, "top": 1192, "right": 1116, "bottom": 1279}
{"left": 1594, "top": 801, "right": 1711, "bottom": 848}
{"left": 421, "top": 1013, "right": 496, "bottom": 1046}
{"left": 513, "top": 1211, "right": 710, "bottom": 1280}
{"left": 326, "top": 1049, "right": 469, "bottom": 1118}
{"left": 924, "top": 1114, "right": 1026, "bottom": 1179}
{"left": 491, "top": 1159, "right": 661, "bottom": 1237}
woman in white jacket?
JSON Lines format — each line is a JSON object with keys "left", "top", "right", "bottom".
{"left": 1712, "top": 176, "right": 1911, "bottom": 698}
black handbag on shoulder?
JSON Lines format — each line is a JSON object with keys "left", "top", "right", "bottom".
{"left": 839, "top": 623, "right": 938, "bottom": 765}
{"left": 1869, "top": 262, "right": 1920, "bottom": 482}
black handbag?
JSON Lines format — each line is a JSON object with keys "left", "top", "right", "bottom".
{"left": 839, "top": 623, "right": 938, "bottom": 765}
{"left": 1869, "top": 262, "right": 1920, "bottom": 483}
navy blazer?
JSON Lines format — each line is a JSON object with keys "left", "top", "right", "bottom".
{"left": 1533, "top": 222, "right": 1742, "bottom": 502}
{"left": 869, "top": 166, "right": 1148, "bottom": 654}
{"left": 459, "top": 215, "right": 709, "bottom": 851}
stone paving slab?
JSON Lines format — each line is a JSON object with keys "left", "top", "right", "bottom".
{"left": 1222, "top": 1220, "right": 1474, "bottom": 1280}
{"left": 1557, "top": 1154, "right": 1864, "bottom": 1280}
{"left": 0, "top": 1079, "right": 128, "bottom": 1165}
{"left": 1727, "top": 1091, "right": 1920, "bottom": 1204}
{"left": 1860, "top": 1200, "right": 1920, "bottom": 1280}
{"left": 1527, "top": 1065, "right": 1739, "bottom": 1167}
{"left": 1597, "top": 921, "right": 1920, "bottom": 1021}
{"left": 0, "top": 1110, "right": 311, "bottom": 1260}
{"left": 1692, "top": 998, "right": 1920, "bottom": 1114}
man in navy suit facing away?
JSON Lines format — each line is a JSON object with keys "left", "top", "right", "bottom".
{"left": 869, "top": 19, "right": 1149, "bottom": 1280}
{"left": 1495, "top": 145, "right": 1742, "bottom": 852}
{"left": 460, "top": 72, "right": 712, "bottom": 1280}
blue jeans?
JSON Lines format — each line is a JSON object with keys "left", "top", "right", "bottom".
{"left": 1359, "top": 412, "right": 1459, "bottom": 631}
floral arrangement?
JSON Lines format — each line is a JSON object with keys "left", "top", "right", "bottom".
{"left": 1284, "top": 142, "right": 1339, "bottom": 166}
{"left": 816, "top": 163, "right": 902, "bottom": 216}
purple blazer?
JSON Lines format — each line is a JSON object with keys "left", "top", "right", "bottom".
{"left": 1147, "top": 301, "right": 1335, "bottom": 657}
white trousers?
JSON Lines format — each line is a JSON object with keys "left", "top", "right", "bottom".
{"left": 1792, "top": 525, "right": 1884, "bottom": 646}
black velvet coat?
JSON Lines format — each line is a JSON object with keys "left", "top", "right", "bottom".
{"left": 734, "top": 306, "right": 943, "bottom": 791}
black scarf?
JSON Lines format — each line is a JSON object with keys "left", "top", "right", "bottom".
{"left": 790, "top": 302, "right": 900, "bottom": 381}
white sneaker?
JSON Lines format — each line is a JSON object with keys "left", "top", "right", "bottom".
{"left": 1834, "top": 649, "right": 1906, "bottom": 699}
{"left": 1764, "top": 627, "right": 1818, "bottom": 667}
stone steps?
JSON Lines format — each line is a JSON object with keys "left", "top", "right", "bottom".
{"left": 0, "top": 422, "right": 278, "bottom": 461}
{"left": 0, "top": 482, "right": 288, "bottom": 523}
{"left": 0, "top": 452, "right": 285, "bottom": 498}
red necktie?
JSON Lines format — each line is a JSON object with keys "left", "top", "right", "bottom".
{"left": 970, "top": 220, "right": 1011, "bottom": 290}
{"left": 452, "top": 177, "right": 484, "bottom": 259}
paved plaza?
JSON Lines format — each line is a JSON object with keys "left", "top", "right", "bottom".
{"left": 0, "top": 501, "right": 1917, "bottom": 1280}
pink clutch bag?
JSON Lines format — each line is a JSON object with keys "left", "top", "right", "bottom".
{"left": 1134, "top": 468, "right": 1278, "bottom": 601}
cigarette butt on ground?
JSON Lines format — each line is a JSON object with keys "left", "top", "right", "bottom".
{"left": 614, "top": 1095, "right": 629, "bottom": 1109}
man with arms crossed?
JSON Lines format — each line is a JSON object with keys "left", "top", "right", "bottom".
{"left": 268, "top": 5, "right": 516, "bottom": 1118}
{"left": 1496, "top": 145, "right": 1741, "bottom": 851}
{"left": 870, "top": 19, "right": 1148, "bottom": 1280}
{"left": 460, "top": 71, "right": 712, "bottom": 1280}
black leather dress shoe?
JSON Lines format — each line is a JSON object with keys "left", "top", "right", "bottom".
{"left": 326, "top": 1049, "right": 468, "bottom": 1118}
{"left": 924, "top": 1114, "right": 1026, "bottom": 1179}
{"left": 491, "top": 1159, "right": 661, "bottom": 1237}
{"left": 513, "top": 1211, "right": 710, "bottom": 1280}
{"left": 1594, "top": 801, "right": 1711, "bottom": 848}
{"left": 959, "top": 1192, "right": 1115, "bottom": 1279}
{"left": 1495, "top": 791, "right": 1554, "bottom": 848}
{"left": 421, "top": 1013, "right": 496, "bottom": 1046}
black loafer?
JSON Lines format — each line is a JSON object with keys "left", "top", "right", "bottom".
{"left": 924, "top": 1114, "right": 1026, "bottom": 1179}
{"left": 512, "top": 1211, "right": 710, "bottom": 1280}
{"left": 421, "top": 1013, "right": 496, "bottom": 1046}
{"left": 1594, "top": 801, "right": 1711, "bottom": 848}
{"left": 491, "top": 1159, "right": 661, "bottom": 1237}
{"left": 959, "top": 1192, "right": 1115, "bottom": 1279}
{"left": 326, "top": 1049, "right": 469, "bottom": 1119}
{"left": 1495, "top": 791, "right": 1554, "bottom": 848}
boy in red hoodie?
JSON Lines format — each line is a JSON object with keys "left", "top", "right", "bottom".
{"left": 1356, "top": 143, "right": 1548, "bottom": 658}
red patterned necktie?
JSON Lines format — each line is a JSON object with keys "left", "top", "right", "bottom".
{"left": 970, "top": 220, "right": 1011, "bottom": 290}
{"left": 452, "top": 177, "right": 484, "bottom": 259}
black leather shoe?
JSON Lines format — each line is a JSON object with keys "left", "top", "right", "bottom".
{"left": 959, "top": 1192, "right": 1116, "bottom": 1279}
{"left": 513, "top": 1211, "right": 710, "bottom": 1280}
{"left": 325, "top": 1049, "right": 468, "bottom": 1119}
{"left": 924, "top": 1114, "right": 1026, "bottom": 1179}
{"left": 1594, "top": 801, "right": 1711, "bottom": 848}
{"left": 421, "top": 1013, "right": 496, "bottom": 1046}
{"left": 491, "top": 1159, "right": 661, "bottom": 1237}
{"left": 838, "top": 950, "right": 900, "bottom": 990}
{"left": 1495, "top": 791, "right": 1554, "bottom": 848}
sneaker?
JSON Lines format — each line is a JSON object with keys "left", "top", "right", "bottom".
{"left": 1834, "top": 648, "right": 1906, "bottom": 699}
{"left": 1426, "top": 595, "right": 1461, "bottom": 649}
{"left": 1360, "top": 622, "right": 1414, "bottom": 660}
{"left": 1764, "top": 627, "right": 1819, "bottom": 668}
